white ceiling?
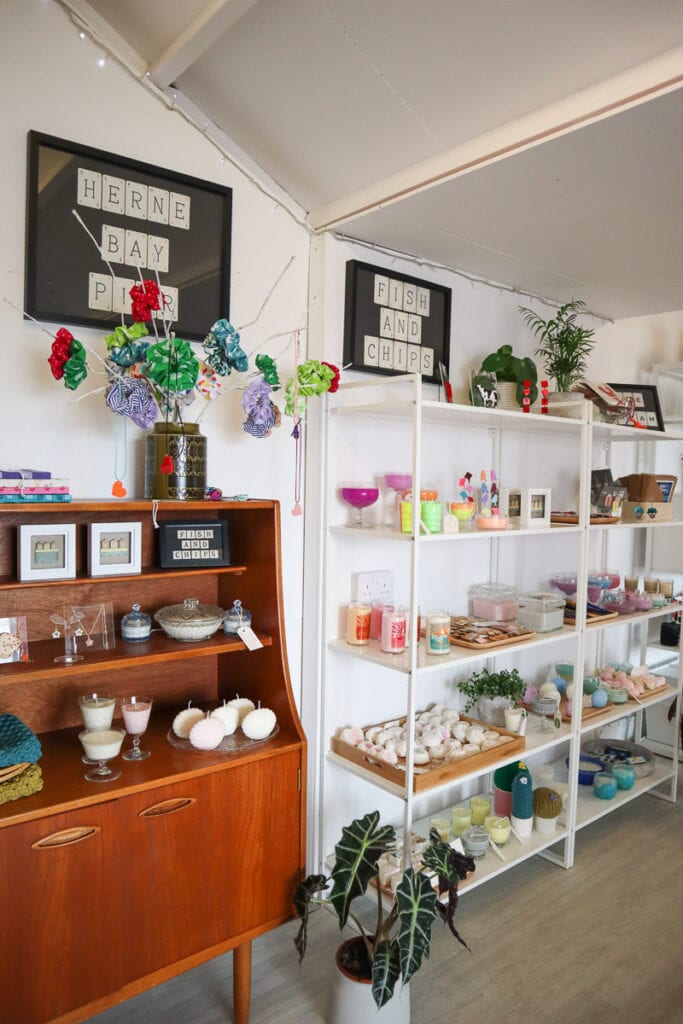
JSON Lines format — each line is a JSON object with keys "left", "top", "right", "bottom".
{"left": 69, "top": 0, "right": 683, "bottom": 318}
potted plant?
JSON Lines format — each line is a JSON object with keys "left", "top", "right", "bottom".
{"left": 518, "top": 299, "right": 596, "bottom": 397}
{"left": 473, "top": 344, "right": 538, "bottom": 409}
{"left": 293, "top": 810, "right": 472, "bottom": 1020}
{"left": 532, "top": 786, "right": 563, "bottom": 834}
{"left": 458, "top": 666, "right": 525, "bottom": 726}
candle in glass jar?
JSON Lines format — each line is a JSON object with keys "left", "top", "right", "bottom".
{"left": 78, "top": 694, "right": 116, "bottom": 730}
{"left": 380, "top": 608, "right": 406, "bottom": 654}
{"left": 425, "top": 610, "right": 450, "bottom": 655}
{"left": 370, "top": 602, "right": 393, "bottom": 641}
{"left": 484, "top": 814, "right": 511, "bottom": 845}
{"left": 122, "top": 699, "right": 152, "bottom": 735}
{"left": 451, "top": 804, "right": 473, "bottom": 836}
{"left": 470, "top": 795, "right": 491, "bottom": 825}
{"left": 347, "top": 603, "right": 371, "bottom": 645}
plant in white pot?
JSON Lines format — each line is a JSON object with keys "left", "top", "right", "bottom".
{"left": 475, "top": 344, "right": 538, "bottom": 409}
{"left": 518, "top": 299, "right": 596, "bottom": 402}
{"left": 293, "top": 811, "right": 472, "bottom": 1022}
{"left": 457, "top": 666, "right": 525, "bottom": 727}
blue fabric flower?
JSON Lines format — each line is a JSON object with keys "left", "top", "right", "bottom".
{"left": 106, "top": 376, "right": 158, "bottom": 429}
{"left": 204, "top": 319, "right": 249, "bottom": 376}
{"left": 108, "top": 341, "right": 149, "bottom": 368}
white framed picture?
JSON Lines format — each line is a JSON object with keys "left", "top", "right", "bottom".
{"left": 499, "top": 488, "right": 522, "bottom": 522}
{"left": 520, "top": 488, "right": 552, "bottom": 529}
{"left": 89, "top": 522, "right": 142, "bottom": 577}
{"left": 18, "top": 524, "right": 76, "bottom": 581}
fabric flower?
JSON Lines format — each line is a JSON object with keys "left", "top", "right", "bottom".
{"left": 321, "top": 361, "right": 340, "bottom": 393}
{"left": 130, "top": 280, "right": 160, "bottom": 323}
{"left": 108, "top": 341, "right": 149, "bottom": 368}
{"left": 242, "top": 377, "right": 279, "bottom": 437}
{"left": 203, "top": 319, "right": 248, "bottom": 376}
{"left": 255, "top": 353, "right": 280, "bottom": 388}
{"left": 48, "top": 327, "right": 75, "bottom": 380}
{"left": 106, "top": 375, "right": 159, "bottom": 429}
{"left": 297, "top": 359, "right": 336, "bottom": 396}
{"left": 105, "top": 323, "right": 148, "bottom": 350}
{"left": 63, "top": 339, "right": 88, "bottom": 391}
{"left": 197, "top": 364, "right": 223, "bottom": 401}
{"left": 146, "top": 337, "right": 199, "bottom": 394}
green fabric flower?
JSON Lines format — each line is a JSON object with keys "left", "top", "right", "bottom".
{"left": 146, "top": 337, "right": 199, "bottom": 393}
{"left": 63, "top": 339, "right": 88, "bottom": 391}
{"left": 255, "top": 354, "right": 280, "bottom": 389}
{"left": 104, "top": 323, "right": 148, "bottom": 350}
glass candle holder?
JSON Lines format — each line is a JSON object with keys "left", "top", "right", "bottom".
{"left": 430, "top": 818, "right": 451, "bottom": 842}
{"left": 450, "top": 804, "right": 473, "bottom": 836}
{"left": 425, "top": 609, "right": 451, "bottom": 656}
{"left": 593, "top": 771, "right": 618, "bottom": 800}
{"left": 470, "top": 794, "right": 491, "bottom": 825}
{"left": 460, "top": 826, "right": 490, "bottom": 861}
{"left": 484, "top": 814, "right": 511, "bottom": 845}
{"left": 610, "top": 762, "right": 635, "bottom": 790}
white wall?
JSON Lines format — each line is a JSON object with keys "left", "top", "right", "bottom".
{"left": 0, "top": 0, "right": 311, "bottom": 690}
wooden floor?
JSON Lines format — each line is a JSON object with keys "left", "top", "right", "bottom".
{"left": 89, "top": 772, "right": 683, "bottom": 1024}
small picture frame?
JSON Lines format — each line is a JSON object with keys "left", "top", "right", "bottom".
{"left": 655, "top": 476, "right": 677, "bottom": 503}
{"left": 606, "top": 383, "right": 665, "bottom": 432}
{"left": 158, "top": 520, "right": 230, "bottom": 568}
{"left": 499, "top": 488, "right": 522, "bottom": 522}
{"left": 0, "top": 615, "right": 29, "bottom": 664}
{"left": 89, "top": 522, "right": 142, "bottom": 577}
{"left": 18, "top": 523, "right": 76, "bottom": 581}
{"left": 520, "top": 488, "right": 552, "bottom": 529}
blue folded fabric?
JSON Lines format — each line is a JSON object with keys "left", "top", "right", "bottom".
{"left": 0, "top": 714, "right": 42, "bottom": 767}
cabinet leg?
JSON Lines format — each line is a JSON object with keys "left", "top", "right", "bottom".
{"left": 233, "top": 940, "right": 252, "bottom": 1024}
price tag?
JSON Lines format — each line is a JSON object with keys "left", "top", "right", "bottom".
{"left": 237, "top": 626, "right": 263, "bottom": 651}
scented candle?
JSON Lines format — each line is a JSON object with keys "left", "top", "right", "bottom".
{"left": 122, "top": 699, "right": 152, "bottom": 735}
{"left": 79, "top": 729, "right": 125, "bottom": 761}
{"left": 370, "top": 602, "right": 393, "bottom": 641}
{"left": 484, "top": 814, "right": 511, "bottom": 845}
{"left": 78, "top": 694, "right": 116, "bottom": 730}
{"left": 471, "top": 583, "right": 518, "bottom": 621}
{"left": 347, "top": 603, "right": 371, "bottom": 645}
{"left": 380, "top": 607, "right": 406, "bottom": 654}
{"left": 470, "top": 794, "right": 491, "bottom": 825}
{"left": 450, "top": 804, "right": 473, "bottom": 836}
{"left": 425, "top": 610, "right": 450, "bottom": 655}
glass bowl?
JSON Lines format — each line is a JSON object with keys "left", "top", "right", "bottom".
{"left": 550, "top": 573, "right": 577, "bottom": 596}
{"left": 154, "top": 598, "right": 226, "bottom": 642}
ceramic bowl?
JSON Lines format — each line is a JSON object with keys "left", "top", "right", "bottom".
{"left": 155, "top": 598, "right": 226, "bottom": 642}
{"left": 603, "top": 686, "right": 628, "bottom": 704}
{"left": 569, "top": 754, "right": 605, "bottom": 785}
{"left": 582, "top": 676, "right": 600, "bottom": 695}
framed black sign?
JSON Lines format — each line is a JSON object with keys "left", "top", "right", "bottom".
{"left": 158, "top": 520, "right": 230, "bottom": 568}
{"left": 343, "top": 259, "right": 452, "bottom": 385}
{"left": 606, "top": 383, "right": 665, "bottom": 431}
{"left": 25, "top": 131, "right": 232, "bottom": 340}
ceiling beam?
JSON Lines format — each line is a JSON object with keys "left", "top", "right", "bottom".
{"left": 148, "top": 0, "right": 262, "bottom": 88}
{"left": 58, "top": 0, "right": 148, "bottom": 77}
{"left": 308, "top": 46, "right": 683, "bottom": 233}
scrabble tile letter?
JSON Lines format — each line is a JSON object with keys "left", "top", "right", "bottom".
{"left": 78, "top": 168, "right": 101, "bottom": 209}
{"left": 379, "top": 307, "right": 395, "bottom": 338}
{"left": 364, "top": 336, "right": 379, "bottom": 366}
{"left": 373, "top": 275, "right": 389, "bottom": 305}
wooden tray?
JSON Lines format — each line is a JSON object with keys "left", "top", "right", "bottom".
{"left": 628, "top": 682, "right": 671, "bottom": 702}
{"left": 565, "top": 609, "right": 620, "bottom": 626}
{"left": 331, "top": 713, "right": 525, "bottom": 794}
{"left": 448, "top": 617, "right": 536, "bottom": 651}
{"left": 551, "top": 513, "right": 619, "bottom": 525}
{"left": 522, "top": 698, "right": 613, "bottom": 725}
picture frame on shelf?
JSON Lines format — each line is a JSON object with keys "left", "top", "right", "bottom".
{"left": 0, "top": 615, "right": 29, "bottom": 664}
{"left": 606, "top": 383, "right": 665, "bottom": 431}
{"left": 520, "top": 488, "right": 552, "bottom": 529}
{"left": 158, "top": 520, "right": 230, "bottom": 568}
{"left": 343, "top": 259, "right": 452, "bottom": 385}
{"left": 25, "top": 131, "right": 232, "bottom": 341}
{"left": 18, "top": 523, "right": 76, "bottom": 581}
{"left": 498, "top": 488, "right": 521, "bottom": 522}
{"left": 88, "top": 522, "right": 142, "bottom": 577}
{"left": 655, "top": 476, "right": 677, "bottom": 502}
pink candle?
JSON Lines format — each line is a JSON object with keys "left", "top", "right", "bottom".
{"left": 380, "top": 608, "right": 406, "bottom": 654}
{"left": 122, "top": 700, "right": 152, "bottom": 735}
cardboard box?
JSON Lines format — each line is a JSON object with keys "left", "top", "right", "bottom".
{"left": 622, "top": 500, "right": 673, "bottom": 523}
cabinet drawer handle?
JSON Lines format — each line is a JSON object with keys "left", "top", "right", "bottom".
{"left": 138, "top": 797, "right": 196, "bottom": 818}
{"left": 32, "top": 826, "right": 100, "bottom": 850}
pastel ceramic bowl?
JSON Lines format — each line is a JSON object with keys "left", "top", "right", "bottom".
{"left": 583, "top": 676, "right": 600, "bottom": 695}
{"left": 603, "top": 687, "right": 628, "bottom": 704}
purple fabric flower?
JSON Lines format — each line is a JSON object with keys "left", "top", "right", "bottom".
{"left": 106, "top": 376, "right": 158, "bottom": 429}
{"left": 242, "top": 378, "right": 279, "bottom": 437}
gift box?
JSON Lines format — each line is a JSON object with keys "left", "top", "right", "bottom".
{"left": 621, "top": 501, "right": 673, "bottom": 523}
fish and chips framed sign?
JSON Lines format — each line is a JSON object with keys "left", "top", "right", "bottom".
{"left": 24, "top": 131, "right": 232, "bottom": 340}
{"left": 343, "top": 259, "right": 451, "bottom": 385}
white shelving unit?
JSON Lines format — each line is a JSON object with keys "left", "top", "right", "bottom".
{"left": 315, "top": 373, "right": 682, "bottom": 888}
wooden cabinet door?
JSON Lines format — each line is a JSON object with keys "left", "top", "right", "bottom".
{"left": 0, "top": 800, "right": 124, "bottom": 1024}
{"left": 120, "top": 750, "right": 302, "bottom": 983}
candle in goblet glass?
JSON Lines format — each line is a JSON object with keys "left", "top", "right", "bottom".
{"left": 79, "top": 728, "right": 125, "bottom": 783}
{"left": 78, "top": 693, "right": 116, "bottom": 730}
{"left": 121, "top": 696, "right": 153, "bottom": 761}
{"left": 340, "top": 484, "right": 380, "bottom": 528}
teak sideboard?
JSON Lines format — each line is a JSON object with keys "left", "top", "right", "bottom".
{"left": 0, "top": 499, "right": 306, "bottom": 1024}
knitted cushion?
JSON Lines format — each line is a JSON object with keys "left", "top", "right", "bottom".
{"left": 0, "top": 762, "right": 43, "bottom": 805}
{"left": 0, "top": 714, "right": 42, "bottom": 768}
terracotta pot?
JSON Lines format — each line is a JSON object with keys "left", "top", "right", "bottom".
{"left": 144, "top": 422, "right": 207, "bottom": 500}
{"left": 325, "top": 937, "right": 411, "bottom": 1024}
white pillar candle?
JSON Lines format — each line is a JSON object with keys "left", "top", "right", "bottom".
{"left": 78, "top": 694, "right": 116, "bottom": 730}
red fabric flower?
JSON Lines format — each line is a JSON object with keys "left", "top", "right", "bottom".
{"left": 322, "top": 361, "right": 340, "bottom": 393}
{"left": 130, "top": 280, "right": 161, "bottom": 322}
{"left": 48, "top": 327, "right": 74, "bottom": 380}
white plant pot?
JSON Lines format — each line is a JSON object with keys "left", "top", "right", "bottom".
{"left": 511, "top": 814, "right": 533, "bottom": 837}
{"left": 546, "top": 391, "right": 584, "bottom": 419}
{"left": 494, "top": 381, "right": 520, "bottom": 410}
{"left": 326, "top": 941, "right": 411, "bottom": 1024}
{"left": 534, "top": 814, "right": 559, "bottom": 834}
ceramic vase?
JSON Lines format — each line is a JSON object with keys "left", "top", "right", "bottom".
{"left": 326, "top": 938, "right": 411, "bottom": 1024}
{"left": 144, "top": 422, "right": 207, "bottom": 500}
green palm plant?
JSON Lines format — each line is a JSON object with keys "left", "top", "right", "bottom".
{"left": 293, "top": 810, "right": 472, "bottom": 1009}
{"left": 519, "top": 299, "right": 596, "bottom": 393}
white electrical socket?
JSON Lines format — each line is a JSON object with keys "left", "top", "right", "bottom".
{"left": 351, "top": 570, "right": 394, "bottom": 603}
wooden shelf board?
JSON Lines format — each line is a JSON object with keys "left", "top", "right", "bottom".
{"left": 0, "top": 564, "right": 247, "bottom": 590}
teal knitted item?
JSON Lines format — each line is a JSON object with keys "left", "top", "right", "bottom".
{"left": 511, "top": 763, "right": 533, "bottom": 820}
{"left": 0, "top": 714, "right": 42, "bottom": 768}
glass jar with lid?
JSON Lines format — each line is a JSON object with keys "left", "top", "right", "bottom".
{"left": 120, "top": 603, "right": 152, "bottom": 642}
{"left": 470, "top": 583, "right": 518, "bottom": 621}
{"left": 223, "top": 599, "right": 252, "bottom": 635}
{"left": 516, "top": 591, "right": 565, "bottom": 632}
